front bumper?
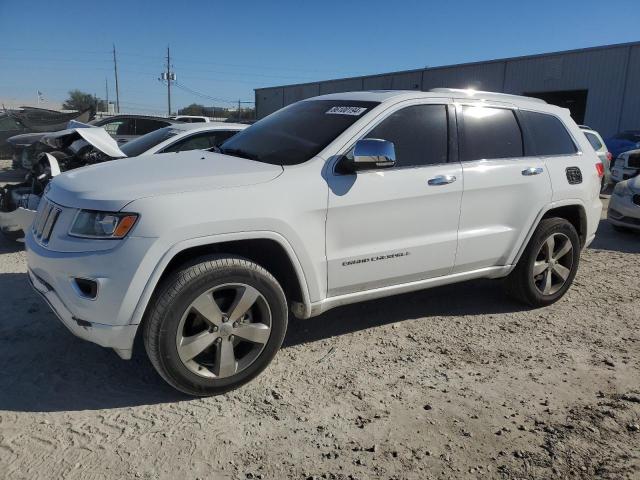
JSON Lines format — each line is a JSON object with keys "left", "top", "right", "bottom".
{"left": 29, "top": 269, "right": 138, "bottom": 359}
{"left": 608, "top": 192, "right": 640, "bottom": 230}
{"left": 26, "top": 231, "right": 160, "bottom": 358}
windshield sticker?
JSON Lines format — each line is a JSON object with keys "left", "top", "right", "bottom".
{"left": 326, "top": 106, "right": 368, "bottom": 116}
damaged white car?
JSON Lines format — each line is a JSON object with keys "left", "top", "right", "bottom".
{"left": 0, "top": 122, "right": 246, "bottom": 238}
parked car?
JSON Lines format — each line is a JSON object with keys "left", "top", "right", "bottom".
{"left": 608, "top": 177, "right": 640, "bottom": 232}
{"left": 26, "top": 89, "right": 602, "bottom": 396}
{"left": 171, "top": 115, "right": 211, "bottom": 123}
{"left": 611, "top": 148, "right": 640, "bottom": 183}
{"left": 8, "top": 114, "right": 178, "bottom": 170}
{"left": 2, "top": 107, "right": 93, "bottom": 157}
{"left": 0, "top": 122, "right": 246, "bottom": 238}
{"left": 579, "top": 125, "right": 612, "bottom": 191}
{"left": 605, "top": 130, "right": 640, "bottom": 159}
{"left": 0, "top": 114, "right": 28, "bottom": 157}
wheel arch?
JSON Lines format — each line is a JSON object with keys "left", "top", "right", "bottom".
{"left": 129, "top": 232, "right": 312, "bottom": 329}
{"left": 510, "top": 200, "right": 587, "bottom": 269}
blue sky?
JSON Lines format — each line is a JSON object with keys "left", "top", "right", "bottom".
{"left": 1, "top": 0, "right": 638, "bottom": 115}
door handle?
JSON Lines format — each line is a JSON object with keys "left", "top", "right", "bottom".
{"left": 428, "top": 175, "right": 457, "bottom": 186}
{"left": 522, "top": 167, "right": 544, "bottom": 176}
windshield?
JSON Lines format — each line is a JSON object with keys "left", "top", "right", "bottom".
{"left": 219, "top": 100, "right": 379, "bottom": 165}
{"left": 120, "top": 127, "right": 180, "bottom": 156}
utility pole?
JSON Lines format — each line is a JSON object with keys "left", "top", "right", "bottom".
{"left": 112, "top": 44, "right": 120, "bottom": 113}
{"left": 237, "top": 99, "right": 241, "bottom": 121}
{"left": 105, "top": 77, "right": 109, "bottom": 113}
{"left": 159, "top": 48, "right": 175, "bottom": 117}
{"left": 166, "top": 46, "right": 172, "bottom": 116}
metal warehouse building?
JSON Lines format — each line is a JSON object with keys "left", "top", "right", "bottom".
{"left": 255, "top": 41, "right": 640, "bottom": 138}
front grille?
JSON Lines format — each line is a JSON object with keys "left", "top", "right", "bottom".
{"left": 633, "top": 194, "right": 640, "bottom": 207}
{"left": 32, "top": 198, "right": 61, "bottom": 244}
{"left": 628, "top": 153, "right": 640, "bottom": 169}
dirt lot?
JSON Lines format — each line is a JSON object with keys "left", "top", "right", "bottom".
{"left": 0, "top": 158, "right": 639, "bottom": 480}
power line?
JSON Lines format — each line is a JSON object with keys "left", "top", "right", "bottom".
{"left": 171, "top": 81, "right": 253, "bottom": 104}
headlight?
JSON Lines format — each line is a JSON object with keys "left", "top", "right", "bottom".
{"left": 613, "top": 182, "right": 633, "bottom": 198}
{"left": 69, "top": 210, "right": 138, "bottom": 239}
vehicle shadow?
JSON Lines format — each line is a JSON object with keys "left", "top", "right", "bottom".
{"left": 0, "top": 272, "right": 187, "bottom": 413}
{"left": 284, "top": 278, "right": 527, "bottom": 348}
{"left": 0, "top": 268, "right": 526, "bottom": 413}
{"left": 589, "top": 217, "right": 640, "bottom": 254}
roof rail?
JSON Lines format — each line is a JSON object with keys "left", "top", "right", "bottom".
{"left": 429, "top": 88, "right": 547, "bottom": 104}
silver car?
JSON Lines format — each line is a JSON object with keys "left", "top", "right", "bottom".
{"left": 608, "top": 176, "right": 640, "bottom": 232}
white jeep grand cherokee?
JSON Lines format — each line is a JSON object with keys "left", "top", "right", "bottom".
{"left": 26, "top": 89, "right": 603, "bottom": 395}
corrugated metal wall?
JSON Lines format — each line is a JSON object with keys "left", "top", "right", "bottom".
{"left": 255, "top": 42, "right": 640, "bottom": 138}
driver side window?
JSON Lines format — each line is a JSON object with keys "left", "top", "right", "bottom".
{"left": 356, "top": 104, "right": 449, "bottom": 168}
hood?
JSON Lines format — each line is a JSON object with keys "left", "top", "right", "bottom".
{"left": 7, "top": 132, "right": 46, "bottom": 146}
{"left": 41, "top": 127, "right": 126, "bottom": 158}
{"left": 46, "top": 150, "right": 284, "bottom": 211}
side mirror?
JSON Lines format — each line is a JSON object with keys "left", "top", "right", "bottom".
{"left": 341, "top": 138, "right": 396, "bottom": 173}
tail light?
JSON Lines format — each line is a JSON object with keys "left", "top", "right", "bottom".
{"left": 606, "top": 152, "right": 613, "bottom": 162}
{"left": 595, "top": 162, "right": 605, "bottom": 178}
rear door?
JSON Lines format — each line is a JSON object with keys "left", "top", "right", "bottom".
{"left": 325, "top": 101, "right": 463, "bottom": 296}
{"left": 453, "top": 103, "right": 552, "bottom": 273}
{"left": 520, "top": 110, "right": 599, "bottom": 207}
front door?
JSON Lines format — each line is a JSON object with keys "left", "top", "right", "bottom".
{"left": 325, "top": 102, "right": 462, "bottom": 297}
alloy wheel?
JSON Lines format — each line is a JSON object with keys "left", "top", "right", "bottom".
{"left": 532, "top": 233, "right": 574, "bottom": 296}
{"left": 175, "top": 283, "right": 272, "bottom": 378}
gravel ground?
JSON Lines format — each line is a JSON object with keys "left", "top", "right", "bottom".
{"left": 0, "top": 158, "right": 639, "bottom": 480}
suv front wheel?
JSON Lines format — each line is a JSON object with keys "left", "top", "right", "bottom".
{"left": 505, "top": 218, "right": 580, "bottom": 307}
{"left": 143, "top": 255, "right": 288, "bottom": 396}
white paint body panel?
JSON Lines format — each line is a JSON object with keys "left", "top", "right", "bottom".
{"left": 326, "top": 163, "right": 462, "bottom": 296}
{"left": 454, "top": 157, "right": 551, "bottom": 272}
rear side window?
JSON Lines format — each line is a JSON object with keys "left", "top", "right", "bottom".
{"left": 102, "top": 119, "right": 135, "bottom": 136}
{"left": 584, "top": 131, "right": 603, "bottom": 150}
{"left": 136, "top": 119, "right": 170, "bottom": 135}
{"left": 460, "top": 106, "right": 523, "bottom": 161}
{"left": 163, "top": 130, "right": 240, "bottom": 153}
{"left": 520, "top": 111, "right": 577, "bottom": 156}
{"left": 364, "top": 104, "right": 448, "bottom": 168}
{"left": 210, "top": 130, "right": 238, "bottom": 146}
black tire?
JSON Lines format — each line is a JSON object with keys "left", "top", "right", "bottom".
{"left": 143, "top": 255, "right": 288, "bottom": 396}
{"left": 504, "top": 218, "right": 580, "bottom": 307}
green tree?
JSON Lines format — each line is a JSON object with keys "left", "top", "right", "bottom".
{"left": 62, "top": 89, "right": 106, "bottom": 112}
{"left": 178, "top": 103, "right": 207, "bottom": 116}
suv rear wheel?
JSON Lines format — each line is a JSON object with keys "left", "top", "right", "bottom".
{"left": 505, "top": 218, "right": 580, "bottom": 307}
{"left": 143, "top": 255, "right": 288, "bottom": 396}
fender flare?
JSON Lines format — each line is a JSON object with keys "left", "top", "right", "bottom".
{"left": 127, "top": 230, "right": 312, "bottom": 326}
{"left": 508, "top": 199, "right": 587, "bottom": 272}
